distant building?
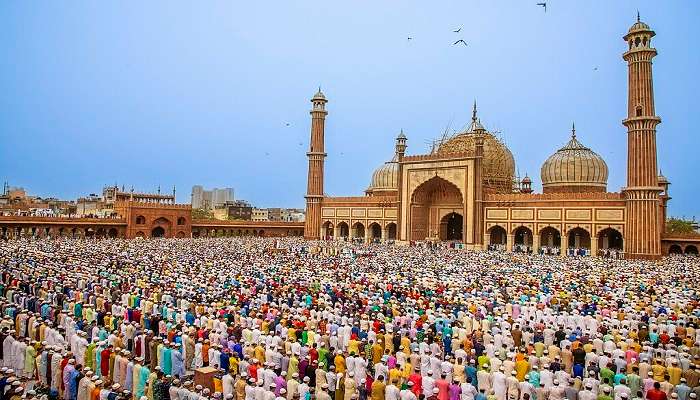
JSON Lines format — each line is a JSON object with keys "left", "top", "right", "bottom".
{"left": 191, "top": 185, "right": 205, "bottom": 209}
{"left": 76, "top": 194, "right": 102, "bottom": 217}
{"left": 281, "top": 208, "right": 305, "bottom": 222}
{"left": 191, "top": 186, "right": 234, "bottom": 210}
{"left": 252, "top": 208, "right": 269, "bottom": 221}
{"left": 267, "top": 208, "right": 282, "bottom": 221}
{"left": 226, "top": 200, "right": 252, "bottom": 220}
{"left": 257, "top": 207, "right": 304, "bottom": 222}
{"left": 0, "top": 184, "right": 75, "bottom": 216}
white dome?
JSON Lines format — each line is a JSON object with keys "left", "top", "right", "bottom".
{"left": 367, "top": 155, "right": 399, "bottom": 193}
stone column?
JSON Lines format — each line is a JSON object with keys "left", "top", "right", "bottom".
{"left": 506, "top": 234, "right": 514, "bottom": 252}
{"left": 483, "top": 234, "right": 490, "bottom": 250}
{"left": 364, "top": 226, "right": 370, "bottom": 244}
{"left": 533, "top": 234, "right": 540, "bottom": 255}
{"left": 381, "top": 225, "right": 388, "bottom": 241}
{"left": 591, "top": 234, "right": 599, "bottom": 257}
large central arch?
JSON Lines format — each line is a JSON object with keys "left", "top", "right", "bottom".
{"left": 409, "top": 176, "right": 464, "bottom": 241}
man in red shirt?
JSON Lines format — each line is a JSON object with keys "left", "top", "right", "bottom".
{"left": 646, "top": 382, "right": 668, "bottom": 400}
{"left": 408, "top": 368, "right": 422, "bottom": 396}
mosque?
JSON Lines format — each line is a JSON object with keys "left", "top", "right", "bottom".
{"left": 303, "top": 16, "right": 687, "bottom": 260}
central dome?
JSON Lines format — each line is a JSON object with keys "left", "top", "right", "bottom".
{"left": 540, "top": 124, "right": 608, "bottom": 193}
{"left": 434, "top": 105, "right": 515, "bottom": 193}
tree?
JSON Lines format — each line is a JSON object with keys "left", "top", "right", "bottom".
{"left": 666, "top": 217, "right": 696, "bottom": 234}
{"left": 191, "top": 208, "right": 214, "bottom": 220}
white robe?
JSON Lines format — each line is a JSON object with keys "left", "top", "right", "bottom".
{"left": 2, "top": 336, "right": 16, "bottom": 367}
{"left": 193, "top": 343, "right": 203, "bottom": 369}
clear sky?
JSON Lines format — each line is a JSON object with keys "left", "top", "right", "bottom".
{"left": 1, "top": 1, "right": 698, "bottom": 218}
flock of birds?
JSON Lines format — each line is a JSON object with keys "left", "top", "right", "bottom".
{"left": 407, "top": 2, "right": 548, "bottom": 47}
{"left": 268, "top": 1, "right": 605, "bottom": 159}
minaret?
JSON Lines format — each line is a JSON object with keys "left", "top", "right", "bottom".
{"left": 304, "top": 88, "right": 328, "bottom": 240}
{"left": 622, "top": 14, "right": 663, "bottom": 260}
{"left": 395, "top": 130, "right": 407, "bottom": 240}
{"left": 471, "top": 101, "right": 485, "bottom": 248}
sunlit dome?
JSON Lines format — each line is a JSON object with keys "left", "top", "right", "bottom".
{"left": 541, "top": 124, "right": 608, "bottom": 193}
{"left": 434, "top": 103, "right": 515, "bottom": 193}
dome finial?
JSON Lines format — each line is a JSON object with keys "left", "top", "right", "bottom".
{"left": 637, "top": 10, "right": 640, "bottom": 23}
{"left": 571, "top": 122, "right": 576, "bottom": 139}
{"left": 472, "top": 99, "right": 478, "bottom": 122}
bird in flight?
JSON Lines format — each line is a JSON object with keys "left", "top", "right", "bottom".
{"left": 453, "top": 27, "right": 461, "bottom": 33}
{"left": 593, "top": 67, "right": 598, "bottom": 71}
{"left": 453, "top": 39, "right": 468, "bottom": 46}
{"left": 537, "top": 2, "right": 547, "bottom": 12}
{"left": 285, "top": 122, "right": 291, "bottom": 127}
{"left": 407, "top": 37, "right": 412, "bottom": 41}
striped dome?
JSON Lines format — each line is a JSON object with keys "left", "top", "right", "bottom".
{"left": 367, "top": 155, "right": 399, "bottom": 193}
{"left": 541, "top": 126, "right": 608, "bottom": 193}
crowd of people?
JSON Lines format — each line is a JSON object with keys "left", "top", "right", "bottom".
{"left": 0, "top": 237, "right": 698, "bottom": 400}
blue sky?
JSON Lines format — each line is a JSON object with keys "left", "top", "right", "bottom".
{"left": 1, "top": 1, "right": 698, "bottom": 218}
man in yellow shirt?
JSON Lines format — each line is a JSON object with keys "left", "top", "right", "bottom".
{"left": 334, "top": 352, "right": 346, "bottom": 374}
{"left": 348, "top": 339, "right": 361, "bottom": 356}
{"left": 514, "top": 358, "right": 529, "bottom": 382}
{"left": 370, "top": 375, "right": 386, "bottom": 400}
{"left": 667, "top": 359, "right": 682, "bottom": 385}
{"left": 651, "top": 359, "right": 666, "bottom": 382}
{"left": 371, "top": 341, "right": 383, "bottom": 366}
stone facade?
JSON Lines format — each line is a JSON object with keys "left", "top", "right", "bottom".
{"left": 114, "top": 200, "right": 192, "bottom": 239}
{"left": 305, "top": 18, "right": 693, "bottom": 258}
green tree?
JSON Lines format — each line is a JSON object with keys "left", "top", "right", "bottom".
{"left": 666, "top": 217, "right": 696, "bottom": 234}
{"left": 191, "top": 208, "right": 214, "bottom": 220}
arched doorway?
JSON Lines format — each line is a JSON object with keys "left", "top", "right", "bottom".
{"left": 440, "top": 212, "right": 463, "bottom": 241}
{"left": 151, "top": 227, "right": 165, "bottom": 238}
{"left": 369, "top": 223, "right": 381, "bottom": 242}
{"left": 669, "top": 244, "right": 682, "bottom": 254}
{"left": 352, "top": 222, "right": 365, "bottom": 241}
{"left": 685, "top": 245, "right": 698, "bottom": 255}
{"left": 597, "top": 228, "right": 623, "bottom": 251}
{"left": 513, "top": 226, "right": 533, "bottom": 252}
{"left": 567, "top": 227, "right": 591, "bottom": 255}
{"left": 386, "top": 223, "right": 397, "bottom": 241}
{"left": 323, "top": 221, "right": 334, "bottom": 239}
{"left": 409, "top": 176, "right": 463, "bottom": 241}
{"left": 337, "top": 222, "right": 349, "bottom": 239}
{"left": 539, "top": 227, "right": 561, "bottom": 251}
{"left": 85, "top": 228, "right": 94, "bottom": 238}
{"left": 488, "top": 225, "right": 507, "bottom": 249}
{"left": 151, "top": 217, "right": 171, "bottom": 238}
